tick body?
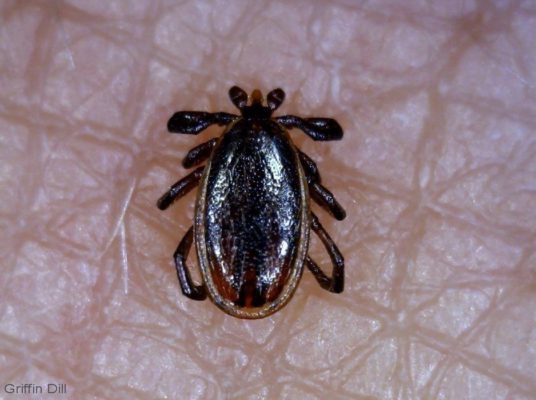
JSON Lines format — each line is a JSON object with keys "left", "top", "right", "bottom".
{"left": 158, "top": 86, "right": 346, "bottom": 319}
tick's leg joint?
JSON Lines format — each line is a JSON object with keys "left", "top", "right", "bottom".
{"left": 306, "top": 213, "right": 344, "bottom": 293}
{"left": 299, "top": 151, "right": 346, "bottom": 221}
{"left": 182, "top": 138, "right": 218, "bottom": 168}
{"left": 157, "top": 166, "right": 204, "bottom": 210}
{"left": 174, "top": 226, "right": 207, "bottom": 300}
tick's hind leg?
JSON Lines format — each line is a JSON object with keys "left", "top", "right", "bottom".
{"left": 174, "top": 226, "right": 207, "bottom": 300}
{"left": 306, "top": 213, "right": 344, "bottom": 293}
{"left": 299, "top": 151, "right": 346, "bottom": 221}
{"left": 157, "top": 166, "right": 204, "bottom": 210}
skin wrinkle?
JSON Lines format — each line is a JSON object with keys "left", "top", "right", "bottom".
{"left": 0, "top": 0, "right": 535, "bottom": 399}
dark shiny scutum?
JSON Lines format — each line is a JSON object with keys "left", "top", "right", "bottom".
{"left": 202, "top": 120, "right": 303, "bottom": 308}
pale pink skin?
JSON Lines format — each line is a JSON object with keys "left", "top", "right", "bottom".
{"left": 1, "top": 1, "right": 535, "bottom": 399}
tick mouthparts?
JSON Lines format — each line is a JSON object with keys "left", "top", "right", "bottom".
{"left": 250, "top": 89, "right": 263, "bottom": 105}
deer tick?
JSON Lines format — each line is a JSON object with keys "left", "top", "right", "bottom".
{"left": 157, "top": 86, "right": 346, "bottom": 319}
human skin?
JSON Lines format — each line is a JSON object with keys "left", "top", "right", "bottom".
{"left": 0, "top": 1, "right": 535, "bottom": 399}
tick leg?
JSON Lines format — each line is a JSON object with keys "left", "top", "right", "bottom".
{"left": 306, "top": 213, "right": 344, "bottom": 293}
{"left": 174, "top": 226, "right": 207, "bottom": 300}
{"left": 298, "top": 150, "right": 320, "bottom": 181}
{"left": 299, "top": 151, "right": 346, "bottom": 221}
{"left": 168, "top": 111, "right": 237, "bottom": 135}
{"left": 275, "top": 115, "right": 343, "bottom": 141}
{"left": 157, "top": 166, "right": 204, "bottom": 210}
{"left": 310, "top": 183, "right": 346, "bottom": 221}
{"left": 182, "top": 138, "right": 218, "bottom": 168}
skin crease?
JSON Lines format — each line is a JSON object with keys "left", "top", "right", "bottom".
{"left": 0, "top": 0, "right": 535, "bottom": 399}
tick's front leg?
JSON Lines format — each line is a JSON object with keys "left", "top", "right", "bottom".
{"left": 168, "top": 111, "right": 237, "bottom": 135}
{"left": 276, "top": 115, "right": 343, "bottom": 141}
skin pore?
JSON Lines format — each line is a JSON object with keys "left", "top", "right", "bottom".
{"left": 0, "top": 1, "right": 534, "bottom": 399}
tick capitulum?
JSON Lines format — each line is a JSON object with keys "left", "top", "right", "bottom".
{"left": 157, "top": 86, "right": 346, "bottom": 319}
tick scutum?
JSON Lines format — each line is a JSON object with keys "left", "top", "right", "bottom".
{"left": 199, "top": 120, "right": 306, "bottom": 309}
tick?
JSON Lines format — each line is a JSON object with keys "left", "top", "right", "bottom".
{"left": 157, "top": 86, "right": 346, "bottom": 319}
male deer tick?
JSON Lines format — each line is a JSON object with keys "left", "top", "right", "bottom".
{"left": 157, "top": 86, "right": 346, "bottom": 319}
